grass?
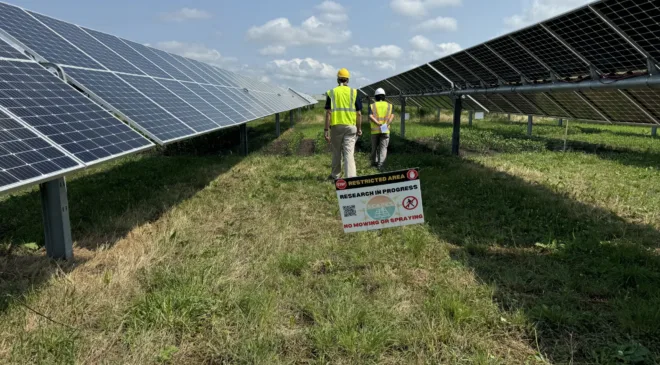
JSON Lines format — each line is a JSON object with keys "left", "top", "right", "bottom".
{"left": 0, "top": 107, "right": 658, "bottom": 364}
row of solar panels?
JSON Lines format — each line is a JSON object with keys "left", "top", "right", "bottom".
{"left": 361, "top": 0, "right": 660, "bottom": 127}
{"left": 0, "top": 2, "right": 315, "bottom": 194}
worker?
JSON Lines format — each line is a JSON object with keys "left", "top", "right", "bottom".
{"left": 324, "top": 68, "right": 362, "bottom": 180}
{"left": 368, "top": 88, "right": 394, "bottom": 170}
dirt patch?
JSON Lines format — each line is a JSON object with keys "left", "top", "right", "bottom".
{"left": 265, "top": 140, "right": 288, "bottom": 156}
{"left": 298, "top": 139, "right": 316, "bottom": 156}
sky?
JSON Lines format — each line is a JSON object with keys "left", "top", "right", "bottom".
{"left": 9, "top": 0, "right": 593, "bottom": 94}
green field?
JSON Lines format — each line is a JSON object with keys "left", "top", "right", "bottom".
{"left": 0, "top": 107, "right": 658, "bottom": 364}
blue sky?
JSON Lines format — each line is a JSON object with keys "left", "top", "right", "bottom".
{"left": 9, "top": 0, "right": 591, "bottom": 94}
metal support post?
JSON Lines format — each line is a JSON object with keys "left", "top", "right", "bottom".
{"left": 40, "top": 177, "right": 73, "bottom": 260}
{"left": 507, "top": 113, "right": 511, "bottom": 121}
{"left": 558, "top": 118, "right": 563, "bottom": 127}
{"left": 653, "top": 126, "right": 657, "bottom": 137}
{"left": 400, "top": 97, "right": 406, "bottom": 139}
{"left": 436, "top": 108, "right": 441, "bottom": 122}
{"left": 527, "top": 115, "right": 533, "bottom": 137}
{"left": 290, "top": 109, "right": 295, "bottom": 128}
{"left": 240, "top": 123, "right": 248, "bottom": 156}
{"left": 452, "top": 97, "right": 463, "bottom": 156}
{"left": 275, "top": 113, "right": 281, "bottom": 137}
{"left": 468, "top": 110, "right": 473, "bottom": 127}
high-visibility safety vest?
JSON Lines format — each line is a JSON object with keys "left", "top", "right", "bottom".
{"left": 370, "top": 101, "right": 392, "bottom": 134}
{"left": 327, "top": 86, "right": 357, "bottom": 126}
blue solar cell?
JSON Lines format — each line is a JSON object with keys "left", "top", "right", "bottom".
{"left": 154, "top": 50, "right": 208, "bottom": 84}
{"left": 80, "top": 27, "right": 172, "bottom": 79}
{"left": 194, "top": 62, "right": 236, "bottom": 86}
{"left": 180, "top": 59, "right": 222, "bottom": 85}
{"left": 156, "top": 79, "right": 232, "bottom": 127}
{"left": 0, "top": 38, "right": 27, "bottom": 60}
{"left": 0, "top": 3, "right": 102, "bottom": 69}
{"left": 232, "top": 88, "right": 273, "bottom": 115}
{"left": 29, "top": 12, "right": 144, "bottom": 75}
{"left": 0, "top": 108, "right": 81, "bottom": 193}
{"left": 0, "top": 61, "right": 151, "bottom": 164}
{"left": 120, "top": 40, "right": 193, "bottom": 82}
{"left": 199, "top": 85, "right": 256, "bottom": 120}
{"left": 63, "top": 67, "right": 194, "bottom": 143}
{"left": 182, "top": 83, "right": 244, "bottom": 124}
{"left": 118, "top": 74, "right": 218, "bottom": 133}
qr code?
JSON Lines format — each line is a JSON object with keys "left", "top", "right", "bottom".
{"left": 342, "top": 205, "right": 357, "bottom": 217}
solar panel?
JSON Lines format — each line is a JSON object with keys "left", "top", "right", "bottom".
{"left": 140, "top": 45, "right": 197, "bottom": 82}
{"left": 549, "top": 92, "right": 605, "bottom": 121}
{"left": 222, "top": 87, "right": 264, "bottom": 118}
{"left": 0, "top": 60, "right": 151, "bottom": 163}
{"left": 28, "top": 11, "right": 144, "bottom": 75}
{"left": 80, "top": 27, "right": 172, "bottom": 79}
{"left": 428, "top": 60, "right": 465, "bottom": 86}
{"left": 581, "top": 89, "right": 656, "bottom": 124}
{"left": 627, "top": 89, "right": 660, "bottom": 120}
{"left": 513, "top": 26, "right": 589, "bottom": 78}
{"left": 468, "top": 45, "right": 521, "bottom": 83}
{"left": 487, "top": 36, "right": 549, "bottom": 81}
{"left": 200, "top": 85, "right": 256, "bottom": 120}
{"left": 0, "top": 37, "right": 27, "bottom": 60}
{"left": 487, "top": 94, "right": 521, "bottom": 114}
{"left": 470, "top": 94, "right": 504, "bottom": 113}
{"left": 182, "top": 82, "right": 244, "bottom": 124}
{"left": 0, "top": 108, "right": 81, "bottom": 193}
{"left": 118, "top": 74, "right": 218, "bottom": 132}
{"left": 545, "top": 7, "right": 647, "bottom": 73}
{"left": 526, "top": 93, "right": 570, "bottom": 117}
{"left": 595, "top": 0, "right": 660, "bottom": 63}
{"left": 165, "top": 53, "right": 209, "bottom": 84}
{"left": 63, "top": 67, "right": 194, "bottom": 143}
{"left": 451, "top": 53, "right": 498, "bottom": 85}
{"left": 156, "top": 79, "right": 233, "bottom": 127}
{"left": 501, "top": 93, "right": 542, "bottom": 115}
{"left": 119, "top": 39, "right": 193, "bottom": 82}
{"left": 0, "top": 3, "right": 102, "bottom": 69}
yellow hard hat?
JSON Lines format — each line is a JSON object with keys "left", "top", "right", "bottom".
{"left": 337, "top": 68, "right": 350, "bottom": 79}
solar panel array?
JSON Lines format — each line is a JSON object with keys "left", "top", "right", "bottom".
{"left": 0, "top": 2, "right": 315, "bottom": 194}
{"left": 361, "top": 0, "right": 660, "bottom": 127}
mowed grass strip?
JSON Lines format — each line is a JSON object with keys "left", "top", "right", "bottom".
{"left": 0, "top": 109, "right": 658, "bottom": 364}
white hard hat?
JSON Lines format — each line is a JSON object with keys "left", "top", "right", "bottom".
{"left": 374, "top": 88, "right": 386, "bottom": 96}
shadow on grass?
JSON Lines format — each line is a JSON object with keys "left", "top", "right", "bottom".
{"left": 378, "top": 133, "right": 660, "bottom": 363}
{"left": 0, "top": 117, "right": 283, "bottom": 313}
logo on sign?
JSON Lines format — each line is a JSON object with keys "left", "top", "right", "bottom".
{"left": 366, "top": 196, "right": 396, "bottom": 220}
{"left": 402, "top": 196, "right": 419, "bottom": 210}
{"left": 407, "top": 169, "right": 418, "bottom": 180}
{"left": 336, "top": 179, "right": 347, "bottom": 190}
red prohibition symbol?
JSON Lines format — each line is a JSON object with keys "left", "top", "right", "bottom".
{"left": 402, "top": 196, "right": 419, "bottom": 210}
{"left": 407, "top": 169, "right": 419, "bottom": 180}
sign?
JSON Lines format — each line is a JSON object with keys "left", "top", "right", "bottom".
{"left": 475, "top": 112, "right": 484, "bottom": 120}
{"left": 335, "top": 168, "right": 424, "bottom": 233}
{"left": 404, "top": 113, "right": 410, "bottom": 121}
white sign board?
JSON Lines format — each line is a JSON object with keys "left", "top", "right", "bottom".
{"left": 335, "top": 169, "right": 424, "bottom": 233}
{"left": 475, "top": 112, "right": 484, "bottom": 120}
{"left": 405, "top": 113, "right": 410, "bottom": 121}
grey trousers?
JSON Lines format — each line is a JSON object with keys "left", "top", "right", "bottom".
{"left": 371, "top": 134, "right": 390, "bottom": 167}
{"left": 330, "top": 125, "right": 357, "bottom": 178}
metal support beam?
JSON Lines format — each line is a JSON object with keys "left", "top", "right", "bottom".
{"left": 275, "top": 113, "right": 281, "bottom": 137}
{"left": 40, "top": 177, "right": 73, "bottom": 260}
{"left": 527, "top": 115, "right": 533, "bottom": 136}
{"left": 653, "top": 126, "right": 657, "bottom": 137}
{"left": 400, "top": 97, "right": 407, "bottom": 139}
{"left": 558, "top": 118, "right": 563, "bottom": 127}
{"left": 452, "top": 97, "right": 463, "bottom": 156}
{"left": 290, "top": 109, "right": 294, "bottom": 128}
{"left": 240, "top": 123, "right": 248, "bottom": 156}
{"left": 507, "top": 113, "right": 511, "bottom": 121}
{"left": 437, "top": 108, "right": 441, "bottom": 122}
{"left": 468, "top": 110, "right": 473, "bottom": 126}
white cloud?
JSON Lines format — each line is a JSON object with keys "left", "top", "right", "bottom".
{"left": 415, "top": 16, "right": 458, "bottom": 32}
{"left": 153, "top": 41, "right": 236, "bottom": 66}
{"left": 503, "top": 0, "right": 593, "bottom": 29}
{"left": 317, "top": 1, "right": 345, "bottom": 13}
{"left": 267, "top": 58, "right": 337, "bottom": 81}
{"left": 259, "top": 45, "right": 287, "bottom": 56}
{"left": 362, "top": 60, "right": 397, "bottom": 71}
{"left": 160, "top": 8, "right": 212, "bottom": 22}
{"left": 328, "top": 44, "right": 403, "bottom": 59}
{"left": 409, "top": 35, "right": 461, "bottom": 63}
{"left": 247, "top": 16, "right": 350, "bottom": 46}
{"left": 390, "top": 0, "right": 461, "bottom": 18}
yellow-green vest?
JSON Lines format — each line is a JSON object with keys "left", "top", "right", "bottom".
{"left": 327, "top": 86, "right": 357, "bottom": 126}
{"left": 370, "top": 101, "right": 392, "bottom": 134}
